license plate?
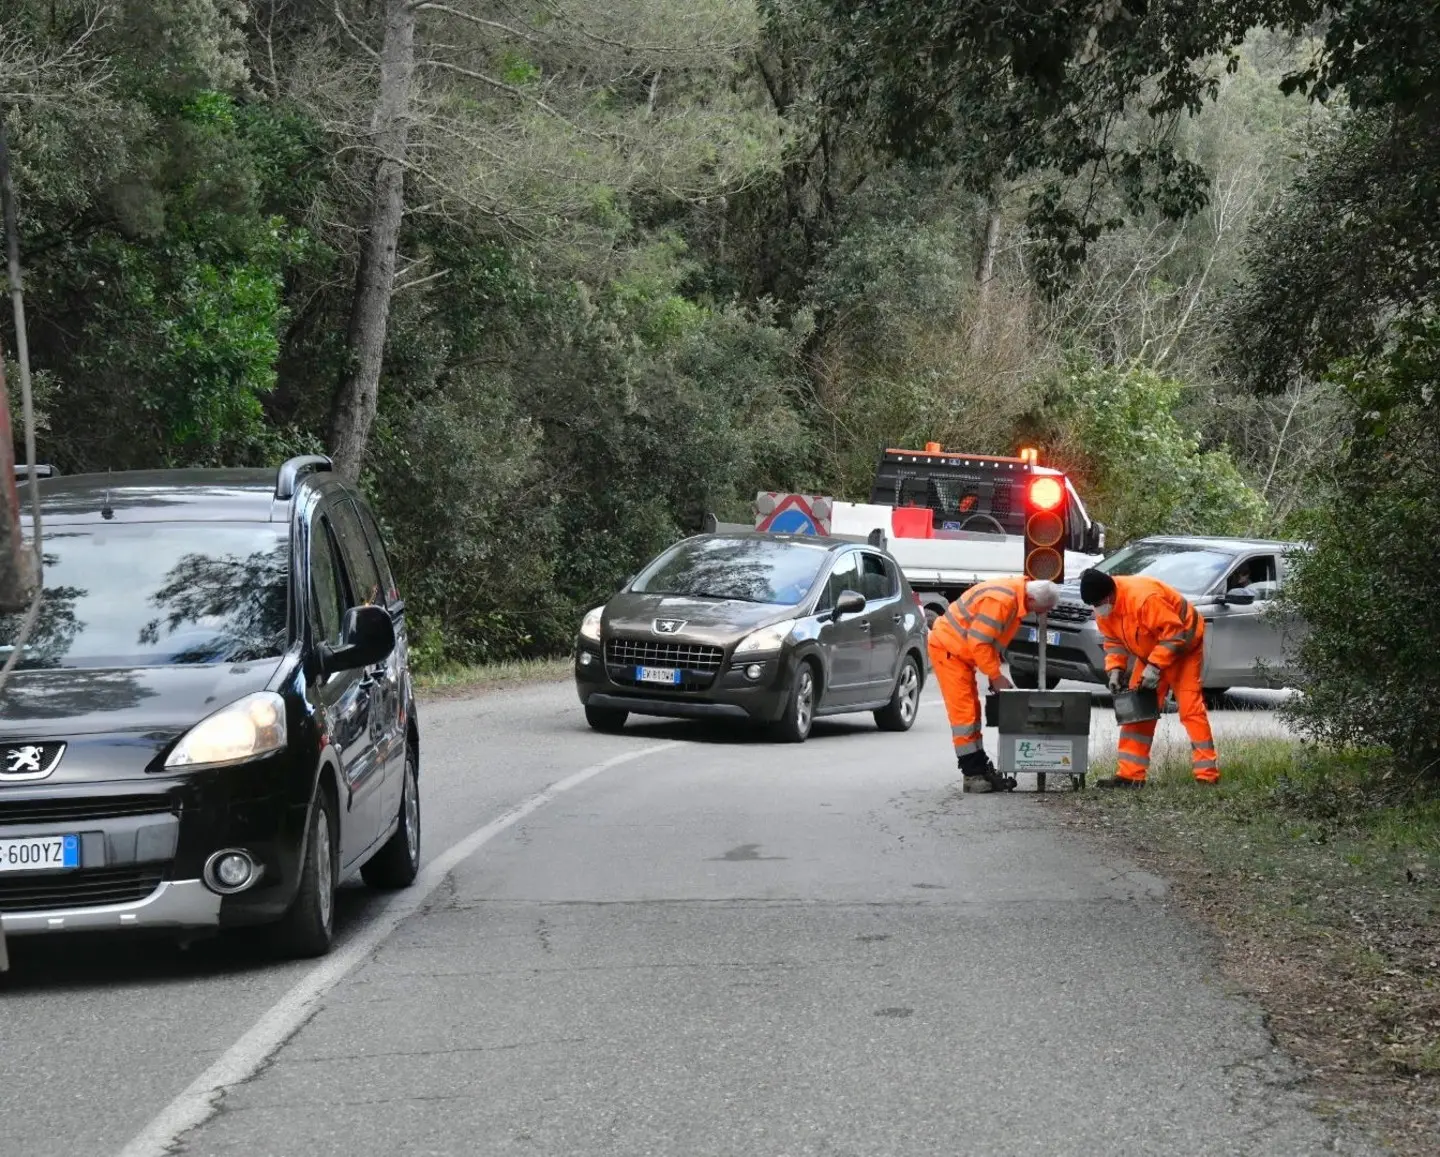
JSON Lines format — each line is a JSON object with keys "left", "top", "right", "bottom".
{"left": 1026, "top": 628, "right": 1062, "bottom": 646}
{"left": 636, "top": 666, "right": 681, "bottom": 685}
{"left": 0, "top": 834, "right": 80, "bottom": 873}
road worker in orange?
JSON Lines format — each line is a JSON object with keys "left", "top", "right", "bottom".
{"left": 927, "top": 577, "right": 1062, "bottom": 792}
{"left": 1078, "top": 567, "right": 1219, "bottom": 789}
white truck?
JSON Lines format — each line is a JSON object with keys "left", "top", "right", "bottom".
{"left": 711, "top": 443, "right": 1107, "bottom": 629}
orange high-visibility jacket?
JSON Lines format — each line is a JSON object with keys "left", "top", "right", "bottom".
{"left": 933, "top": 576, "right": 1029, "bottom": 680}
{"left": 1096, "top": 575, "right": 1205, "bottom": 673}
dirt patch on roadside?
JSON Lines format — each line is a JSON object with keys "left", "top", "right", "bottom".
{"left": 1048, "top": 789, "right": 1440, "bottom": 1154}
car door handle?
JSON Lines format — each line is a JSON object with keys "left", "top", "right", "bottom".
{"left": 859, "top": 620, "right": 872, "bottom": 632}
{"left": 891, "top": 613, "right": 904, "bottom": 624}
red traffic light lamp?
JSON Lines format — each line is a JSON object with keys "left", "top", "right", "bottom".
{"left": 1023, "top": 473, "right": 1067, "bottom": 581}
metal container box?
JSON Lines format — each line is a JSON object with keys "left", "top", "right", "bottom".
{"left": 984, "top": 688, "right": 1092, "bottom": 787}
{"left": 1113, "top": 688, "right": 1160, "bottom": 725}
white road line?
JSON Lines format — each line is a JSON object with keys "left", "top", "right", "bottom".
{"left": 115, "top": 741, "right": 677, "bottom": 1157}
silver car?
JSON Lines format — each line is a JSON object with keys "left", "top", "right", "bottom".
{"left": 1005, "top": 535, "right": 1308, "bottom": 705}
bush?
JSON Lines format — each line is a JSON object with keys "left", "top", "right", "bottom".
{"left": 1279, "top": 315, "right": 1440, "bottom": 774}
{"left": 1041, "top": 357, "right": 1267, "bottom": 543}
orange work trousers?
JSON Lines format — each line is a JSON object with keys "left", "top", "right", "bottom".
{"left": 926, "top": 631, "right": 985, "bottom": 760}
{"left": 1116, "top": 647, "right": 1219, "bottom": 783}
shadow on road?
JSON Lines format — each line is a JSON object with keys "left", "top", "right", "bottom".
{"left": 0, "top": 880, "right": 386, "bottom": 992}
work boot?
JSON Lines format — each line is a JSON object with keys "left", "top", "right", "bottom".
{"left": 1095, "top": 776, "right": 1145, "bottom": 790}
{"left": 960, "top": 753, "right": 1016, "bottom": 793}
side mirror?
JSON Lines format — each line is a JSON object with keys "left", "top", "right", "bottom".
{"left": 831, "top": 589, "right": 867, "bottom": 620}
{"left": 1223, "top": 588, "right": 1256, "bottom": 606}
{"left": 321, "top": 604, "right": 396, "bottom": 675}
{"left": 1084, "top": 522, "right": 1106, "bottom": 554}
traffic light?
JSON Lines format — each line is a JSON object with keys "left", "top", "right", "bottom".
{"left": 1023, "top": 473, "right": 1067, "bottom": 581}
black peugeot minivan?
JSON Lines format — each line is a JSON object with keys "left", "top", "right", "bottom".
{"left": 0, "top": 456, "right": 419, "bottom": 960}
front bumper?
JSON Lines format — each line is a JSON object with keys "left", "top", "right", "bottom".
{"left": 574, "top": 644, "right": 794, "bottom": 723}
{"left": 1, "top": 879, "right": 219, "bottom": 936}
{"left": 0, "top": 753, "right": 311, "bottom": 937}
{"left": 1006, "top": 621, "right": 1107, "bottom": 685}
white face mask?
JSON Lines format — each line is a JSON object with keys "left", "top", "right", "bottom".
{"left": 1095, "top": 602, "right": 1114, "bottom": 618}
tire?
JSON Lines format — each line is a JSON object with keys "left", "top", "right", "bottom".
{"left": 272, "top": 787, "right": 338, "bottom": 959}
{"left": 874, "top": 654, "right": 922, "bottom": 732}
{"left": 361, "top": 750, "right": 421, "bottom": 890}
{"left": 1203, "top": 688, "right": 1231, "bottom": 710}
{"left": 585, "top": 704, "right": 629, "bottom": 732}
{"left": 771, "top": 660, "right": 817, "bottom": 743}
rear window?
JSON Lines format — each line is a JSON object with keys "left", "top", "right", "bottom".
{"left": 1097, "top": 542, "right": 1234, "bottom": 594}
{"left": 631, "top": 537, "right": 830, "bottom": 605}
{"left": 0, "top": 524, "right": 290, "bottom": 670}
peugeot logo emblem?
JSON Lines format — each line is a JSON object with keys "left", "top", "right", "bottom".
{"left": 653, "top": 618, "right": 686, "bottom": 635}
{"left": 0, "top": 742, "right": 65, "bottom": 781}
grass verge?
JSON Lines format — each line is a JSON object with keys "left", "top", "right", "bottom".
{"left": 1059, "top": 739, "right": 1440, "bottom": 1152}
{"left": 415, "top": 656, "right": 571, "bottom": 699}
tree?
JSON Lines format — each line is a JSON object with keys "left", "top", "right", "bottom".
{"left": 315, "top": 0, "right": 779, "bottom": 479}
{"left": 1278, "top": 315, "right": 1440, "bottom": 773}
{"left": 1038, "top": 357, "right": 1266, "bottom": 544}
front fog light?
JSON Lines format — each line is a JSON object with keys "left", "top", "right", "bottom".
{"left": 745, "top": 663, "right": 763, "bottom": 680}
{"left": 216, "top": 854, "right": 251, "bottom": 887}
{"left": 204, "top": 848, "right": 259, "bottom": 894}
{"left": 578, "top": 651, "right": 595, "bottom": 667}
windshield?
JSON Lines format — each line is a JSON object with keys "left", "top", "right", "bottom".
{"left": 631, "top": 537, "right": 829, "bottom": 605}
{"left": 1097, "top": 541, "right": 1234, "bottom": 594}
{"left": 0, "top": 524, "right": 290, "bottom": 670}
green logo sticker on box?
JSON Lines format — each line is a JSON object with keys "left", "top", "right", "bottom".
{"left": 1014, "top": 739, "right": 1074, "bottom": 770}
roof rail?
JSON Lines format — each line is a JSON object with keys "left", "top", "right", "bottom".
{"left": 275, "top": 454, "right": 333, "bottom": 500}
{"left": 12, "top": 464, "right": 55, "bottom": 478}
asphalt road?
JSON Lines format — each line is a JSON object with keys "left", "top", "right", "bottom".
{"left": 1, "top": 677, "right": 1380, "bottom": 1157}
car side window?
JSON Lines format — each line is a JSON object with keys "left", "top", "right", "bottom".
{"left": 309, "top": 518, "right": 349, "bottom": 647}
{"left": 859, "top": 552, "right": 897, "bottom": 601}
{"left": 1227, "top": 554, "right": 1279, "bottom": 599}
{"left": 329, "top": 499, "right": 384, "bottom": 607}
{"left": 355, "top": 502, "right": 400, "bottom": 605}
{"left": 817, "top": 552, "right": 860, "bottom": 613}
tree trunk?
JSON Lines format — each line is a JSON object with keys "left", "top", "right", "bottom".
{"left": 328, "top": 0, "right": 416, "bottom": 482}
{"left": 976, "top": 189, "right": 1003, "bottom": 299}
{"left": 971, "top": 184, "right": 1004, "bottom": 355}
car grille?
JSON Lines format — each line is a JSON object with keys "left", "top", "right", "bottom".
{"left": 0, "top": 795, "right": 176, "bottom": 829}
{"left": 1047, "top": 602, "right": 1094, "bottom": 625}
{"left": 604, "top": 637, "right": 725, "bottom": 692}
{"left": 0, "top": 866, "right": 167, "bottom": 913}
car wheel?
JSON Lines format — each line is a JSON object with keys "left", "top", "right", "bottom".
{"left": 273, "top": 787, "right": 337, "bottom": 959}
{"left": 362, "top": 749, "right": 421, "bottom": 890}
{"left": 585, "top": 704, "right": 629, "bottom": 732}
{"left": 1203, "top": 688, "right": 1231, "bottom": 710}
{"left": 874, "top": 654, "right": 921, "bottom": 732}
{"left": 771, "top": 660, "right": 817, "bottom": 743}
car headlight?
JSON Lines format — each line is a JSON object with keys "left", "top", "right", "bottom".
{"left": 165, "top": 692, "right": 288, "bottom": 769}
{"left": 735, "top": 620, "right": 796, "bottom": 655}
{"left": 579, "top": 605, "right": 604, "bottom": 643}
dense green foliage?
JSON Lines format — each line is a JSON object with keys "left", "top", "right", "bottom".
{"left": 1040, "top": 359, "right": 1267, "bottom": 544}
{"left": 1277, "top": 317, "right": 1440, "bottom": 769}
{"left": 0, "top": 1, "right": 1435, "bottom": 775}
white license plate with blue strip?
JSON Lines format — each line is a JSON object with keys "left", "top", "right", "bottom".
{"left": 637, "top": 666, "right": 681, "bottom": 685}
{"left": 0, "top": 834, "right": 80, "bottom": 873}
{"left": 1026, "top": 628, "right": 1062, "bottom": 646}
